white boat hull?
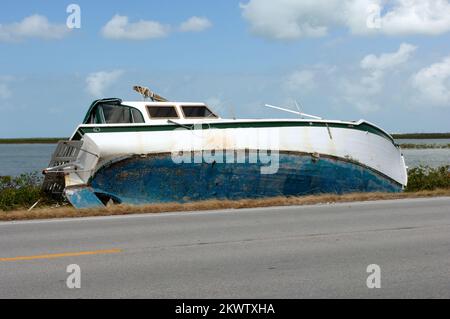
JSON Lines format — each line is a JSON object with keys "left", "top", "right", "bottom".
{"left": 44, "top": 120, "right": 407, "bottom": 208}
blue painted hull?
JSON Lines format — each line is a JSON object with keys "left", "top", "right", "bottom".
{"left": 89, "top": 151, "right": 402, "bottom": 205}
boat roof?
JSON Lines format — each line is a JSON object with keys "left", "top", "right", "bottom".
{"left": 78, "top": 98, "right": 395, "bottom": 143}
{"left": 122, "top": 101, "right": 209, "bottom": 106}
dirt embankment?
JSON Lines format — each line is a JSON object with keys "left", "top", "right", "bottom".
{"left": 1, "top": 189, "right": 450, "bottom": 222}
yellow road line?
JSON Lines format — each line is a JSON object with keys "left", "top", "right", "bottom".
{"left": 0, "top": 248, "right": 122, "bottom": 262}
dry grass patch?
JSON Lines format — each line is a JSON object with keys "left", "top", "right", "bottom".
{"left": 1, "top": 189, "right": 450, "bottom": 222}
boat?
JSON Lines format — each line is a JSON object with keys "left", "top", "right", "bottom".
{"left": 42, "top": 85, "right": 408, "bottom": 209}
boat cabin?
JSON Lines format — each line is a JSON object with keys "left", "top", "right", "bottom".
{"left": 83, "top": 98, "right": 219, "bottom": 125}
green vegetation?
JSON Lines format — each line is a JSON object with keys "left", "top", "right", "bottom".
{"left": 399, "top": 143, "right": 450, "bottom": 149}
{"left": 393, "top": 133, "right": 450, "bottom": 139}
{"left": 0, "top": 173, "right": 58, "bottom": 211}
{"left": 0, "top": 138, "right": 67, "bottom": 144}
{"left": 406, "top": 165, "right": 450, "bottom": 192}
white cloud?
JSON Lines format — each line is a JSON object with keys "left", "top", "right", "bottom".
{"left": 412, "top": 56, "right": 450, "bottom": 106}
{"left": 360, "top": 43, "right": 417, "bottom": 70}
{"left": 285, "top": 70, "right": 316, "bottom": 92}
{"left": 340, "top": 72, "right": 383, "bottom": 113}
{"left": 86, "top": 70, "right": 124, "bottom": 97}
{"left": 101, "top": 15, "right": 170, "bottom": 40}
{"left": 284, "top": 65, "right": 337, "bottom": 93}
{"left": 380, "top": 0, "right": 450, "bottom": 36}
{"left": 341, "top": 43, "right": 416, "bottom": 113}
{"left": 240, "top": 0, "right": 337, "bottom": 40}
{"left": 0, "top": 15, "right": 69, "bottom": 42}
{"left": 179, "top": 16, "right": 212, "bottom": 32}
{"left": 240, "top": 0, "right": 450, "bottom": 40}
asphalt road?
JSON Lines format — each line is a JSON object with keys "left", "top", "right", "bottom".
{"left": 1, "top": 197, "right": 450, "bottom": 298}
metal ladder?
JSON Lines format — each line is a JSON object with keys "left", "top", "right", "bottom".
{"left": 41, "top": 140, "right": 83, "bottom": 197}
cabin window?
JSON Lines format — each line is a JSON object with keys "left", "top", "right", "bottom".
{"left": 94, "top": 104, "right": 145, "bottom": 124}
{"left": 131, "top": 109, "right": 145, "bottom": 123}
{"left": 181, "top": 105, "right": 217, "bottom": 118}
{"left": 101, "top": 104, "right": 131, "bottom": 123}
{"left": 147, "top": 106, "right": 179, "bottom": 119}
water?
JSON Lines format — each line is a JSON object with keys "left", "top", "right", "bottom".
{"left": 395, "top": 138, "right": 450, "bottom": 145}
{"left": 0, "top": 142, "right": 448, "bottom": 177}
{"left": 402, "top": 148, "right": 450, "bottom": 169}
{"left": 395, "top": 138, "right": 450, "bottom": 168}
{"left": 0, "top": 144, "right": 56, "bottom": 177}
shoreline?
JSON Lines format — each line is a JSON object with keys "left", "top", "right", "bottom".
{"left": 400, "top": 143, "right": 450, "bottom": 149}
{"left": 391, "top": 133, "right": 450, "bottom": 139}
{"left": 0, "top": 138, "right": 67, "bottom": 144}
{"left": 1, "top": 189, "right": 450, "bottom": 222}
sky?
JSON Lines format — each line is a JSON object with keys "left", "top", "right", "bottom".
{"left": 0, "top": 0, "right": 449, "bottom": 137}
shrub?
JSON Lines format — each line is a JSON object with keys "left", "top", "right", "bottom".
{"left": 0, "top": 172, "right": 46, "bottom": 211}
{"left": 406, "top": 165, "right": 450, "bottom": 192}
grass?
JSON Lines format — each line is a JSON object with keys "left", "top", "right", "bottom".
{"left": 0, "top": 138, "right": 66, "bottom": 144}
{"left": 1, "top": 165, "right": 449, "bottom": 221}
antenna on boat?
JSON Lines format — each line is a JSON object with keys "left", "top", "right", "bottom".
{"left": 264, "top": 104, "right": 322, "bottom": 120}
{"left": 133, "top": 85, "right": 168, "bottom": 102}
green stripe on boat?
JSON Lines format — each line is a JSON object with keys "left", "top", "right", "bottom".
{"left": 75, "top": 121, "right": 394, "bottom": 143}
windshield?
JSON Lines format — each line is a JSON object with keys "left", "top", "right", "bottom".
{"left": 85, "top": 104, "right": 145, "bottom": 124}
